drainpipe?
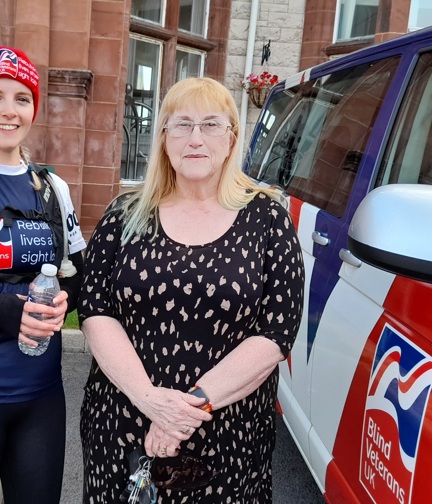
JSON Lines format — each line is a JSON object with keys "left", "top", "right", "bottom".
{"left": 238, "top": 0, "right": 260, "bottom": 164}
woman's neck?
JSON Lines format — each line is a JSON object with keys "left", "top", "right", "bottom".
{"left": 0, "top": 152, "right": 21, "bottom": 166}
{"left": 170, "top": 178, "right": 220, "bottom": 204}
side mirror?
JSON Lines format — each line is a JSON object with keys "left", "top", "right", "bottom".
{"left": 348, "top": 184, "right": 432, "bottom": 283}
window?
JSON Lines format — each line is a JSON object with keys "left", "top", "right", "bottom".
{"left": 377, "top": 52, "right": 432, "bottom": 187}
{"left": 179, "top": 0, "right": 209, "bottom": 36}
{"left": 122, "top": 37, "right": 161, "bottom": 181}
{"left": 131, "top": 0, "right": 165, "bottom": 24}
{"left": 336, "top": 0, "right": 378, "bottom": 41}
{"left": 176, "top": 48, "right": 205, "bottom": 80}
{"left": 246, "top": 56, "right": 400, "bottom": 216}
{"left": 408, "top": 0, "right": 432, "bottom": 31}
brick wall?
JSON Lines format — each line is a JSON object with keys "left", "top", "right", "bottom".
{"left": 226, "top": 0, "right": 305, "bottom": 158}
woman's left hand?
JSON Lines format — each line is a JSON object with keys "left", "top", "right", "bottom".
{"left": 145, "top": 421, "right": 194, "bottom": 458}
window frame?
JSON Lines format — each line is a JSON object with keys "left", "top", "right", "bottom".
{"left": 175, "top": 45, "right": 206, "bottom": 80}
{"left": 376, "top": 51, "right": 432, "bottom": 187}
{"left": 246, "top": 56, "right": 401, "bottom": 217}
{"left": 408, "top": 0, "right": 432, "bottom": 32}
{"left": 334, "top": 0, "right": 379, "bottom": 43}
{"left": 178, "top": 0, "right": 210, "bottom": 37}
{"left": 130, "top": 0, "right": 166, "bottom": 26}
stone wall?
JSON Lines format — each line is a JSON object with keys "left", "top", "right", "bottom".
{"left": 226, "top": 0, "right": 306, "bottom": 159}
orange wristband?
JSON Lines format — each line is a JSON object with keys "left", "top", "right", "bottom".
{"left": 188, "top": 386, "right": 213, "bottom": 413}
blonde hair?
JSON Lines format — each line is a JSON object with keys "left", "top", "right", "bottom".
{"left": 120, "top": 77, "right": 279, "bottom": 244}
{"left": 19, "top": 144, "right": 42, "bottom": 190}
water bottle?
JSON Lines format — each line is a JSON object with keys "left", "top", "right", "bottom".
{"left": 19, "top": 264, "right": 61, "bottom": 356}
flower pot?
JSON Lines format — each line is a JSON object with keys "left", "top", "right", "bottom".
{"left": 248, "top": 85, "right": 271, "bottom": 108}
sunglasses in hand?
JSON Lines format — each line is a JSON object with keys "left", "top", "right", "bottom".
{"left": 153, "top": 450, "right": 220, "bottom": 490}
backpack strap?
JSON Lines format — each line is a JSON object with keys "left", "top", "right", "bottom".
{"left": 29, "top": 163, "right": 64, "bottom": 269}
{"left": 0, "top": 205, "right": 46, "bottom": 225}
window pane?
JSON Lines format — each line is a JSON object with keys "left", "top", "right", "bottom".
{"left": 179, "top": 0, "right": 208, "bottom": 36}
{"left": 122, "top": 37, "right": 161, "bottom": 181}
{"left": 131, "top": 0, "right": 164, "bottom": 24}
{"left": 377, "top": 52, "right": 432, "bottom": 187}
{"left": 175, "top": 49, "right": 204, "bottom": 81}
{"left": 247, "top": 56, "right": 400, "bottom": 216}
{"left": 337, "top": 0, "right": 378, "bottom": 41}
{"left": 408, "top": 0, "right": 432, "bottom": 31}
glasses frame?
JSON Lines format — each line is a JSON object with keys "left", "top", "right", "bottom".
{"left": 153, "top": 450, "right": 220, "bottom": 490}
{"left": 164, "top": 120, "right": 232, "bottom": 137}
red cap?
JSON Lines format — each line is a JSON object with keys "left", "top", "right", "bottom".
{"left": 0, "top": 47, "right": 40, "bottom": 120}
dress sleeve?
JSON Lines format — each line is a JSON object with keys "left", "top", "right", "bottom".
{"left": 0, "top": 294, "right": 25, "bottom": 342}
{"left": 77, "top": 208, "right": 122, "bottom": 325}
{"left": 253, "top": 199, "right": 305, "bottom": 357}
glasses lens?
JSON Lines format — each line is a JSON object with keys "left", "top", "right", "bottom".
{"left": 201, "top": 120, "right": 226, "bottom": 136}
{"left": 168, "top": 121, "right": 193, "bottom": 137}
{"left": 166, "top": 121, "right": 230, "bottom": 137}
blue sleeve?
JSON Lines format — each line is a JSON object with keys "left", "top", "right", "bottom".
{"left": 0, "top": 294, "right": 25, "bottom": 342}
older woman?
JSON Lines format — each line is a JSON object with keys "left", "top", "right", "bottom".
{"left": 78, "top": 77, "right": 304, "bottom": 503}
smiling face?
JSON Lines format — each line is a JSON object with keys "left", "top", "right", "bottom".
{"left": 164, "top": 108, "right": 233, "bottom": 188}
{"left": 0, "top": 78, "right": 34, "bottom": 165}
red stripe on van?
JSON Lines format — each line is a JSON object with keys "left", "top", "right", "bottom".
{"left": 383, "top": 276, "right": 432, "bottom": 339}
{"left": 288, "top": 196, "right": 303, "bottom": 231}
{"left": 325, "top": 458, "right": 362, "bottom": 504}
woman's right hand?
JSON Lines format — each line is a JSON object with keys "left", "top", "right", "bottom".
{"left": 17, "top": 293, "right": 66, "bottom": 345}
{"left": 136, "top": 386, "right": 212, "bottom": 441}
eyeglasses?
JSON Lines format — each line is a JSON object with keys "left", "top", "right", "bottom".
{"left": 164, "top": 120, "right": 232, "bottom": 137}
{"left": 153, "top": 451, "right": 220, "bottom": 490}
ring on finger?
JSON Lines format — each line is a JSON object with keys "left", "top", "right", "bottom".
{"left": 159, "top": 446, "right": 167, "bottom": 456}
{"left": 183, "top": 425, "right": 191, "bottom": 434}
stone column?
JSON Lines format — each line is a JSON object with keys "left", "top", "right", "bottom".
{"left": 46, "top": 0, "right": 93, "bottom": 216}
{"left": 80, "top": 0, "right": 130, "bottom": 236}
{"left": 299, "top": 0, "right": 337, "bottom": 70}
{"left": 0, "top": 0, "right": 16, "bottom": 46}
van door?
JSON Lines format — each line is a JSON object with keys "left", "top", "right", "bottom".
{"left": 324, "top": 50, "right": 432, "bottom": 504}
{"left": 245, "top": 55, "right": 401, "bottom": 487}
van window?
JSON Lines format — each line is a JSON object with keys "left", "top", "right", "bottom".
{"left": 247, "top": 56, "right": 400, "bottom": 216}
{"left": 377, "top": 52, "right": 432, "bottom": 186}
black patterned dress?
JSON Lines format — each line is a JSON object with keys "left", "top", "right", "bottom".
{"left": 78, "top": 193, "right": 304, "bottom": 504}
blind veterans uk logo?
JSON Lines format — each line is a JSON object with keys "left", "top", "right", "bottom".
{"left": 0, "top": 48, "right": 38, "bottom": 88}
{"left": 0, "top": 218, "right": 13, "bottom": 269}
{"left": 0, "top": 48, "right": 19, "bottom": 79}
{"left": 360, "top": 324, "right": 432, "bottom": 504}
{"left": 0, "top": 47, "right": 39, "bottom": 117}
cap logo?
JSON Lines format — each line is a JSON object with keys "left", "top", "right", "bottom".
{"left": 0, "top": 48, "right": 19, "bottom": 79}
{"left": 0, "top": 46, "right": 40, "bottom": 120}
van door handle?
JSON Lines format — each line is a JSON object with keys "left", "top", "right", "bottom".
{"left": 312, "top": 231, "right": 329, "bottom": 246}
{"left": 339, "top": 248, "right": 362, "bottom": 268}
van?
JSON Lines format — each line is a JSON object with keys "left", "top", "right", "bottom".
{"left": 244, "top": 26, "right": 432, "bottom": 504}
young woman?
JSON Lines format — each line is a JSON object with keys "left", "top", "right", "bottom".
{"left": 0, "top": 46, "right": 86, "bottom": 504}
{"left": 78, "top": 77, "right": 304, "bottom": 503}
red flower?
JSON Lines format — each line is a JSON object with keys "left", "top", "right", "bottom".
{"left": 241, "top": 71, "right": 279, "bottom": 91}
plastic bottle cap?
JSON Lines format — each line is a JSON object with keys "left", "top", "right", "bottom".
{"left": 59, "top": 259, "right": 78, "bottom": 277}
{"left": 41, "top": 264, "right": 58, "bottom": 276}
